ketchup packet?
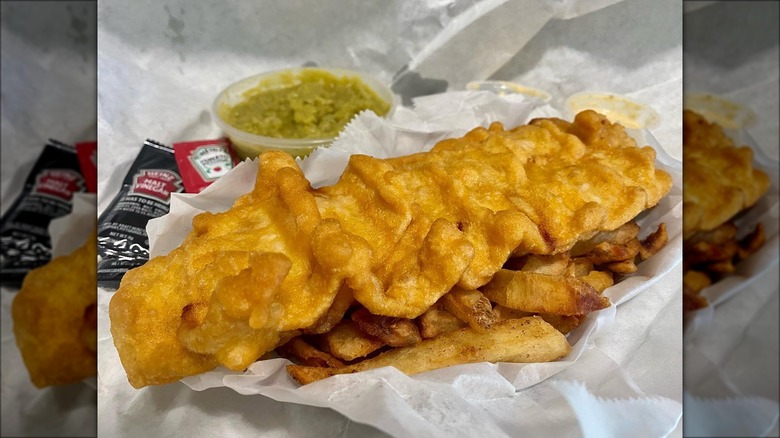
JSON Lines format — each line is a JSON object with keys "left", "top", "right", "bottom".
{"left": 0, "top": 140, "right": 86, "bottom": 287}
{"left": 97, "top": 140, "right": 182, "bottom": 289}
{"left": 76, "top": 141, "right": 98, "bottom": 193}
{"left": 173, "top": 138, "right": 238, "bottom": 193}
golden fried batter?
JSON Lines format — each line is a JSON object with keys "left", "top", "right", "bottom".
{"left": 110, "top": 111, "right": 672, "bottom": 388}
{"left": 12, "top": 231, "right": 97, "bottom": 388}
{"left": 682, "top": 110, "right": 771, "bottom": 309}
{"left": 683, "top": 110, "right": 770, "bottom": 237}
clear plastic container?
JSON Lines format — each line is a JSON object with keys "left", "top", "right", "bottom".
{"left": 465, "top": 80, "right": 551, "bottom": 104}
{"left": 213, "top": 67, "right": 396, "bottom": 159}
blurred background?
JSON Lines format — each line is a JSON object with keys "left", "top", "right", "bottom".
{"left": 1, "top": 1, "right": 97, "bottom": 437}
{"left": 683, "top": 1, "right": 779, "bottom": 437}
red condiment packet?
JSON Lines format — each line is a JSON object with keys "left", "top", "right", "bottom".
{"left": 75, "top": 141, "right": 97, "bottom": 193}
{"left": 173, "top": 138, "right": 238, "bottom": 193}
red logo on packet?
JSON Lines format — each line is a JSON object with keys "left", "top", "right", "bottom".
{"left": 76, "top": 141, "right": 98, "bottom": 193}
{"left": 131, "top": 169, "right": 182, "bottom": 202}
{"left": 173, "top": 138, "right": 238, "bottom": 193}
{"left": 33, "top": 170, "right": 84, "bottom": 200}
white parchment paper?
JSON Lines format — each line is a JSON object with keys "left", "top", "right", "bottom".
{"left": 683, "top": 2, "right": 780, "bottom": 436}
{"left": 97, "top": 0, "right": 683, "bottom": 436}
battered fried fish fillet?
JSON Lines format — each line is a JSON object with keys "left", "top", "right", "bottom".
{"left": 682, "top": 110, "right": 770, "bottom": 310}
{"left": 110, "top": 110, "right": 672, "bottom": 388}
{"left": 683, "top": 110, "right": 770, "bottom": 238}
{"left": 12, "top": 231, "right": 97, "bottom": 388}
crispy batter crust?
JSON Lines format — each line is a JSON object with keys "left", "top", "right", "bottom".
{"left": 683, "top": 110, "right": 770, "bottom": 237}
{"left": 12, "top": 232, "right": 97, "bottom": 388}
{"left": 110, "top": 111, "right": 672, "bottom": 388}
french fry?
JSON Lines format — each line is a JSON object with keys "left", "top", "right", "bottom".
{"left": 481, "top": 270, "right": 610, "bottom": 316}
{"left": 570, "top": 222, "right": 640, "bottom": 256}
{"left": 585, "top": 239, "right": 641, "bottom": 265}
{"left": 683, "top": 286, "right": 708, "bottom": 312}
{"left": 605, "top": 259, "right": 638, "bottom": 274}
{"left": 537, "top": 314, "right": 585, "bottom": 334}
{"left": 416, "top": 305, "right": 467, "bottom": 339}
{"left": 520, "top": 253, "right": 570, "bottom": 276}
{"left": 317, "top": 320, "right": 384, "bottom": 361}
{"left": 287, "top": 317, "right": 571, "bottom": 385}
{"left": 737, "top": 223, "right": 765, "bottom": 261}
{"left": 578, "top": 270, "right": 614, "bottom": 293}
{"left": 305, "top": 285, "right": 354, "bottom": 334}
{"left": 639, "top": 223, "right": 668, "bottom": 261}
{"left": 351, "top": 308, "right": 422, "bottom": 347}
{"left": 564, "top": 257, "right": 594, "bottom": 277}
{"left": 705, "top": 259, "right": 736, "bottom": 276}
{"left": 686, "top": 239, "right": 739, "bottom": 264}
{"left": 683, "top": 270, "right": 711, "bottom": 294}
{"left": 277, "top": 337, "right": 346, "bottom": 368}
{"left": 493, "top": 305, "right": 584, "bottom": 334}
{"left": 440, "top": 288, "right": 497, "bottom": 332}
{"left": 492, "top": 304, "right": 533, "bottom": 320}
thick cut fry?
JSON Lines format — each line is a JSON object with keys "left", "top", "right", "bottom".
{"left": 481, "top": 270, "right": 610, "bottom": 316}
{"left": 317, "top": 320, "right": 385, "bottom": 361}
{"left": 564, "top": 258, "right": 594, "bottom": 277}
{"left": 441, "top": 288, "right": 497, "bottom": 331}
{"left": 305, "top": 285, "right": 354, "bottom": 335}
{"left": 286, "top": 317, "right": 571, "bottom": 385}
{"left": 492, "top": 304, "right": 533, "bottom": 320}
{"left": 705, "top": 260, "right": 735, "bottom": 276}
{"left": 683, "top": 285, "right": 709, "bottom": 311}
{"left": 639, "top": 223, "right": 668, "bottom": 261}
{"left": 520, "top": 253, "right": 570, "bottom": 276}
{"left": 737, "top": 223, "right": 765, "bottom": 261}
{"left": 570, "top": 221, "right": 640, "bottom": 256}
{"left": 416, "top": 306, "right": 467, "bottom": 339}
{"left": 605, "top": 259, "right": 638, "bottom": 274}
{"left": 492, "top": 305, "right": 584, "bottom": 334}
{"left": 578, "top": 270, "right": 614, "bottom": 293}
{"left": 686, "top": 239, "right": 739, "bottom": 265}
{"left": 683, "top": 270, "right": 711, "bottom": 294}
{"left": 538, "top": 314, "right": 585, "bottom": 334}
{"left": 351, "top": 308, "right": 422, "bottom": 347}
{"left": 277, "top": 337, "right": 345, "bottom": 368}
{"left": 585, "top": 239, "right": 641, "bottom": 265}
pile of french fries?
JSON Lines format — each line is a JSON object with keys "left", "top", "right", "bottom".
{"left": 683, "top": 221, "right": 765, "bottom": 310}
{"left": 282, "top": 221, "right": 668, "bottom": 384}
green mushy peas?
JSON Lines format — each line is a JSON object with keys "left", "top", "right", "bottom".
{"left": 223, "top": 69, "right": 391, "bottom": 139}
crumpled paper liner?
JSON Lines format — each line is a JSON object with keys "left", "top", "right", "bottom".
{"left": 117, "top": 90, "right": 684, "bottom": 436}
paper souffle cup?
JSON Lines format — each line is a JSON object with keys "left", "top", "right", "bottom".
{"left": 565, "top": 92, "right": 661, "bottom": 130}
{"left": 212, "top": 67, "right": 397, "bottom": 159}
